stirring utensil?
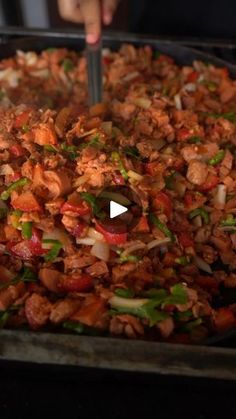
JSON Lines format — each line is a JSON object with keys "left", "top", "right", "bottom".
{"left": 86, "top": 38, "right": 102, "bottom": 106}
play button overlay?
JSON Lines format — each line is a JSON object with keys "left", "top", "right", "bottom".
{"left": 110, "top": 201, "right": 128, "bottom": 219}
{"left": 96, "top": 186, "right": 142, "bottom": 234}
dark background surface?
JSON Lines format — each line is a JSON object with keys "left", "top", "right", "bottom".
{"left": 0, "top": 361, "right": 236, "bottom": 419}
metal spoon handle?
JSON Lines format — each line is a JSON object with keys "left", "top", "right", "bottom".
{"left": 86, "top": 38, "right": 102, "bottom": 106}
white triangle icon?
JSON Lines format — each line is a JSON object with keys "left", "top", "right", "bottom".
{"left": 110, "top": 200, "right": 128, "bottom": 219}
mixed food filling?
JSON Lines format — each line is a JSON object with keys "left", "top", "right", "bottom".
{"left": 0, "top": 44, "right": 236, "bottom": 343}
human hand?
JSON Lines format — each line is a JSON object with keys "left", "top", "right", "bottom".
{"left": 58, "top": 0, "right": 119, "bottom": 44}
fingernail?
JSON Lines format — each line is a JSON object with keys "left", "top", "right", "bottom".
{"left": 103, "top": 12, "right": 112, "bottom": 25}
{"left": 86, "top": 33, "right": 98, "bottom": 44}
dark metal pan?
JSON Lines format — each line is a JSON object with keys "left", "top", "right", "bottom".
{"left": 0, "top": 28, "right": 236, "bottom": 379}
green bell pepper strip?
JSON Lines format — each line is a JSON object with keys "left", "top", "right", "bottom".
{"left": 43, "top": 239, "right": 63, "bottom": 262}
{"left": 208, "top": 149, "right": 225, "bottom": 166}
{"left": 175, "top": 256, "right": 191, "bottom": 266}
{"left": 149, "top": 213, "right": 175, "bottom": 242}
{"left": 1, "top": 177, "right": 30, "bottom": 201}
{"left": 62, "top": 58, "right": 74, "bottom": 73}
{"left": 114, "top": 288, "right": 135, "bottom": 298}
{"left": 220, "top": 214, "right": 236, "bottom": 227}
{"left": 111, "top": 152, "right": 129, "bottom": 180}
{"left": 188, "top": 136, "right": 202, "bottom": 144}
{"left": 21, "top": 222, "right": 32, "bottom": 239}
{"left": 189, "top": 207, "right": 209, "bottom": 224}
{"left": 80, "top": 192, "right": 106, "bottom": 219}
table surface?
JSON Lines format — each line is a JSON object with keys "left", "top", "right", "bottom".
{"left": 0, "top": 361, "right": 236, "bottom": 419}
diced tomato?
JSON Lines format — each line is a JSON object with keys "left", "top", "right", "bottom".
{"left": 7, "top": 172, "right": 21, "bottom": 184}
{"left": 153, "top": 192, "right": 172, "bottom": 219}
{"left": 59, "top": 274, "right": 93, "bottom": 293}
{"left": 162, "top": 252, "right": 176, "bottom": 267}
{"left": 187, "top": 71, "right": 198, "bottom": 83}
{"left": 7, "top": 229, "right": 45, "bottom": 260}
{"left": 145, "top": 162, "right": 160, "bottom": 176}
{"left": 112, "top": 172, "right": 125, "bottom": 185}
{"left": 11, "top": 191, "right": 42, "bottom": 212}
{"left": 184, "top": 192, "right": 193, "bottom": 207}
{"left": 199, "top": 174, "right": 219, "bottom": 191}
{"left": 103, "top": 56, "right": 112, "bottom": 66}
{"left": 60, "top": 200, "right": 91, "bottom": 216}
{"left": 177, "top": 128, "right": 191, "bottom": 142}
{"left": 178, "top": 232, "right": 194, "bottom": 247}
{"left": 13, "top": 109, "right": 31, "bottom": 129}
{"left": 132, "top": 215, "right": 150, "bottom": 233}
{"left": 95, "top": 222, "right": 127, "bottom": 245}
{"left": 157, "top": 55, "right": 174, "bottom": 65}
{"left": 195, "top": 276, "right": 219, "bottom": 293}
{"left": 214, "top": 308, "right": 236, "bottom": 332}
{"left": 9, "top": 144, "right": 25, "bottom": 157}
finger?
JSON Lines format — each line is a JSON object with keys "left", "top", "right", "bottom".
{"left": 102, "top": 0, "right": 119, "bottom": 25}
{"left": 79, "top": 0, "right": 101, "bottom": 44}
{"left": 57, "top": 0, "right": 83, "bottom": 23}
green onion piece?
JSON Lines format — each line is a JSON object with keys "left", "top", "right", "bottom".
{"left": 149, "top": 213, "right": 175, "bottom": 241}
{"left": 0, "top": 311, "right": 9, "bottom": 328}
{"left": 80, "top": 192, "right": 105, "bottom": 219}
{"left": 203, "top": 81, "right": 218, "bottom": 92}
{"left": 44, "top": 144, "right": 58, "bottom": 153}
{"left": 220, "top": 214, "right": 236, "bottom": 227}
{"left": 80, "top": 135, "right": 103, "bottom": 150}
{"left": 164, "top": 171, "right": 176, "bottom": 190}
{"left": 119, "top": 254, "right": 140, "bottom": 263}
{"left": 11, "top": 210, "right": 23, "bottom": 228}
{"left": 182, "top": 318, "right": 202, "bottom": 332}
{"left": 123, "top": 146, "right": 141, "bottom": 160}
{"left": 207, "top": 111, "right": 236, "bottom": 123}
{"left": 43, "top": 239, "right": 63, "bottom": 262}
{"left": 63, "top": 321, "right": 84, "bottom": 334}
{"left": 22, "top": 124, "right": 29, "bottom": 133}
{"left": 46, "top": 48, "right": 56, "bottom": 53}
{"left": 20, "top": 267, "right": 37, "bottom": 282}
{"left": 61, "top": 142, "right": 78, "bottom": 160}
{"left": 0, "top": 207, "right": 8, "bottom": 219}
{"left": 114, "top": 288, "right": 135, "bottom": 298}
{"left": 21, "top": 222, "right": 32, "bottom": 239}
{"left": 175, "top": 256, "right": 191, "bottom": 266}
{"left": 175, "top": 310, "right": 193, "bottom": 321}
{"left": 208, "top": 149, "right": 225, "bottom": 166}
{"left": 62, "top": 58, "right": 74, "bottom": 73}
{"left": 188, "top": 136, "right": 202, "bottom": 144}
{"left": 189, "top": 207, "right": 209, "bottom": 224}
{"left": 1, "top": 177, "right": 30, "bottom": 201}
{"left": 164, "top": 284, "right": 188, "bottom": 305}
{"left": 0, "top": 90, "right": 5, "bottom": 100}
{"left": 111, "top": 152, "right": 129, "bottom": 180}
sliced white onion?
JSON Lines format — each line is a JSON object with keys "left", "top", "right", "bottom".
{"left": 17, "top": 50, "right": 38, "bottom": 66}
{"left": 42, "top": 229, "right": 70, "bottom": 250}
{"left": 30, "top": 69, "right": 50, "bottom": 79}
{"left": 127, "top": 170, "right": 143, "bottom": 182}
{"left": 77, "top": 129, "right": 97, "bottom": 139}
{"left": 122, "top": 242, "right": 146, "bottom": 256}
{"left": 76, "top": 237, "right": 95, "bottom": 246}
{"left": 91, "top": 240, "right": 110, "bottom": 262}
{"left": 184, "top": 83, "right": 196, "bottom": 92}
{"left": 133, "top": 97, "right": 152, "bottom": 109}
{"left": 147, "top": 237, "right": 171, "bottom": 250}
{"left": 214, "top": 184, "right": 227, "bottom": 209}
{"left": 174, "top": 93, "right": 182, "bottom": 110}
{"left": 220, "top": 226, "right": 236, "bottom": 232}
{"left": 193, "top": 215, "right": 202, "bottom": 228}
{"left": 122, "top": 71, "right": 140, "bottom": 82}
{"left": 102, "top": 48, "right": 111, "bottom": 57}
{"left": 109, "top": 295, "right": 149, "bottom": 309}
{"left": 88, "top": 227, "right": 104, "bottom": 241}
{"left": 73, "top": 174, "right": 90, "bottom": 188}
{"left": 0, "top": 164, "right": 14, "bottom": 175}
{"left": 0, "top": 69, "right": 22, "bottom": 88}
{"left": 194, "top": 255, "right": 212, "bottom": 274}
{"left": 101, "top": 121, "right": 113, "bottom": 135}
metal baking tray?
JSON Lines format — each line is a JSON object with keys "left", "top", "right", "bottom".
{"left": 0, "top": 27, "right": 236, "bottom": 380}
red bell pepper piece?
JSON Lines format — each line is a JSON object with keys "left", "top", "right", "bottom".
{"left": 112, "top": 172, "right": 125, "bottom": 185}
{"left": 153, "top": 192, "right": 172, "bottom": 219}
{"left": 214, "top": 308, "right": 236, "bottom": 332}
{"left": 7, "top": 229, "right": 45, "bottom": 259}
{"left": 59, "top": 274, "right": 93, "bottom": 292}
{"left": 60, "top": 200, "right": 91, "bottom": 216}
{"left": 13, "top": 109, "right": 31, "bottom": 129}
{"left": 187, "top": 71, "right": 198, "bottom": 83}
{"left": 95, "top": 222, "right": 127, "bottom": 245}
{"left": 177, "top": 128, "right": 191, "bottom": 142}
{"left": 9, "top": 144, "right": 25, "bottom": 157}
{"left": 178, "top": 232, "right": 194, "bottom": 248}
{"left": 11, "top": 191, "right": 42, "bottom": 212}
{"left": 199, "top": 174, "right": 219, "bottom": 191}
